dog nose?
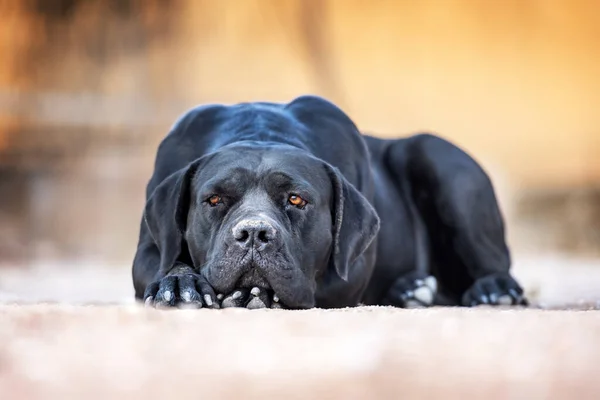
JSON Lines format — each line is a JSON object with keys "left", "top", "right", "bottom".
{"left": 232, "top": 219, "right": 277, "bottom": 250}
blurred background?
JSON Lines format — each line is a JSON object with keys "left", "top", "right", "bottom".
{"left": 0, "top": 0, "right": 599, "bottom": 306}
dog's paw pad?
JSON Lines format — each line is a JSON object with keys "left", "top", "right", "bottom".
{"left": 424, "top": 276, "right": 437, "bottom": 292}
{"left": 247, "top": 297, "right": 266, "bottom": 309}
{"left": 405, "top": 299, "right": 425, "bottom": 308}
{"left": 413, "top": 285, "right": 434, "bottom": 304}
{"left": 384, "top": 274, "right": 437, "bottom": 308}
{"left": 497, "top": 294, "right": 512, "bottom": 306}
{"left": 246, "top": 287, "right": 269, "bottom": 309}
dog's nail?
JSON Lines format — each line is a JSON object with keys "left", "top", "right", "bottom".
{"left": 497, "top": 295, "right": 512, "bottom": 305}
{"left": 489, "top": 293, "right": 498, "bottom": 304}
{"left": 414, "top": 279, "right": 424, "bottom": 287}
{"left": 271, "top": 301, "right": 283, "bottom": 309}
{"left": 424, "top": 276, "right": 437, "bottom": 292}
{"left": 401, "top": 290, "right": 414, "bottom": 301}
{"left": 217, "top": 294, "right": 224, "bottom": 300}
{"left": 273, "top": 294, "right": 279, "bottom": 303}
{"left": 204, "top": 294, "right": 213, "bottom": 306}
{"left": 250, "top": 287, "right": 260, "bottom": 297}
{"left": 181, "top": 291, "right": 192, "bottom": 302}
{"left": 247, "top": 297, "right": 266, "bottom": 310}
{"left": 163, "top": 291, "right": 172, "bottom": 302}
{"left": 232, "top": 291, "right": 242, "bottom": 300}
{"left": 144, "top": 297, "right": 154, "bottom": 307}
{"left": 413, "top": 286, "right": 433, "bottom": 305}
{"left": 405, "top": 299, "right": 424, "bottom": 308}
{"left": 508, "top": 289, "right": 520, "bottom": 300}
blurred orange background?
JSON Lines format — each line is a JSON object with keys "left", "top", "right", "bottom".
{"left": 0, "top": 0, "right": 599, "bottom": 304}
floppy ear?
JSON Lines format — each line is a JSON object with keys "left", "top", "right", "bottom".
{"left": 324, "top": 164, "right": 380, "bottom": 281}
{"left": 143, "top": 158, "right": 205, "bottom": 274}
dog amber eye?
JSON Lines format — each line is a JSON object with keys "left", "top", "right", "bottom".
{"left": 288, "top": 194, "right": 307, "bottom": 208}
{"left": 207, "top": 195, "right": 222, "bottom": 206}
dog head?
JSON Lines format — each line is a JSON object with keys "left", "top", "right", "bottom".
{"left": 144, "top": 142, "right": 379, "bottom": 308}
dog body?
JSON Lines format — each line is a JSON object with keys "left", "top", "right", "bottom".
{"left": 133, "top": 95, "right": 525, "bottom": 309}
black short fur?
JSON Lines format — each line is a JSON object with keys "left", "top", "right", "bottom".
{"left": 132, "top": 95, "right": 525, "bottom": 309}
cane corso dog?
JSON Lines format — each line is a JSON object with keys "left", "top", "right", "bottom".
{"left": 133, "top": 95, "right": 526, "bottom": 310}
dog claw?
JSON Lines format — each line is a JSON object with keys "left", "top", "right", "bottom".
{"left": 144, "top": 297, "right": 154, "bottom": 307}
{"left": 163, "top": 291, "right": 172, "bottom": 302}
{"left": 489, "top": 293, "right": 498, "bottom": 304}
{"left": 508, "top": 289, "right": 520, "bottom": 301}
{"left": 250, "top": 287, "right": 260, "bottom": 297}
{"left": 204, "top": 294, "right": 213, "bottom": 306}
{"left": 217, "top": 294, "right": 224, "bottom": 300}
{"left": 232, "top": 291, "right": 242, "bottom": 299}
{"left": 181, "top": 291, "right": 192, "bottom": 303}
{"left": 273, "top": 294, "right": 279, "bottom": 303}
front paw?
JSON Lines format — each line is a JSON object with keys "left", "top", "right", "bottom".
{"left": 382, "top": 272, "right": 438, "bottom": 308}
{"left": 462, "top": 273, "right": 527, "bottom": 307}
{"left": 219, "top": 287, "right": 284, "bottom": 310}
{"left": 144, "top": 265, "right": 219, "bottom": 309}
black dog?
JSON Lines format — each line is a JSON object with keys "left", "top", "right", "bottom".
{"left": 133, "top": 95, "right": 526, "bottom": 309}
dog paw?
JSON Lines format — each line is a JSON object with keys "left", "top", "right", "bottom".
{"left": 383, "top": 274, "right": 438, "bottom": 308}
{"left": 461, "top": 273, "right": 527, "bottom": 307}
{"left": 219, "top": 287, "right": 283, "bottom": 309}
{"left": 143, "top": 265, "right": 219, "bottom": 309}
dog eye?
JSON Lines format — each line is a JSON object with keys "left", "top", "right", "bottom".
{"left": 288, "top": 194, "right": 307, "bottom": 209}
{"left": 207, "top": 194, "right": 223, "bottom": 207}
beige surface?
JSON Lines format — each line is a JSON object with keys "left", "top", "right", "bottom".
{"left": 1, "top": 254, "right": 600, "bottom": 399}
{"left": 0, "top": 305, "right": 599, "bottom": 400}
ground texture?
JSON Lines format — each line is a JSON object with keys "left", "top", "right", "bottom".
{"left": 1, "top": 254, "right": 600, "bottom": 399}
{"left": 0, "top": 305, "right": 599, "bottom": 400}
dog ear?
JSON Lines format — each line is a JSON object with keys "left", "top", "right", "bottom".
{"left": 324, "top": 163, "right": 380, "bottom": 281}
{"left": 143, "top": 157, "right": 206, "bottom": 274}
